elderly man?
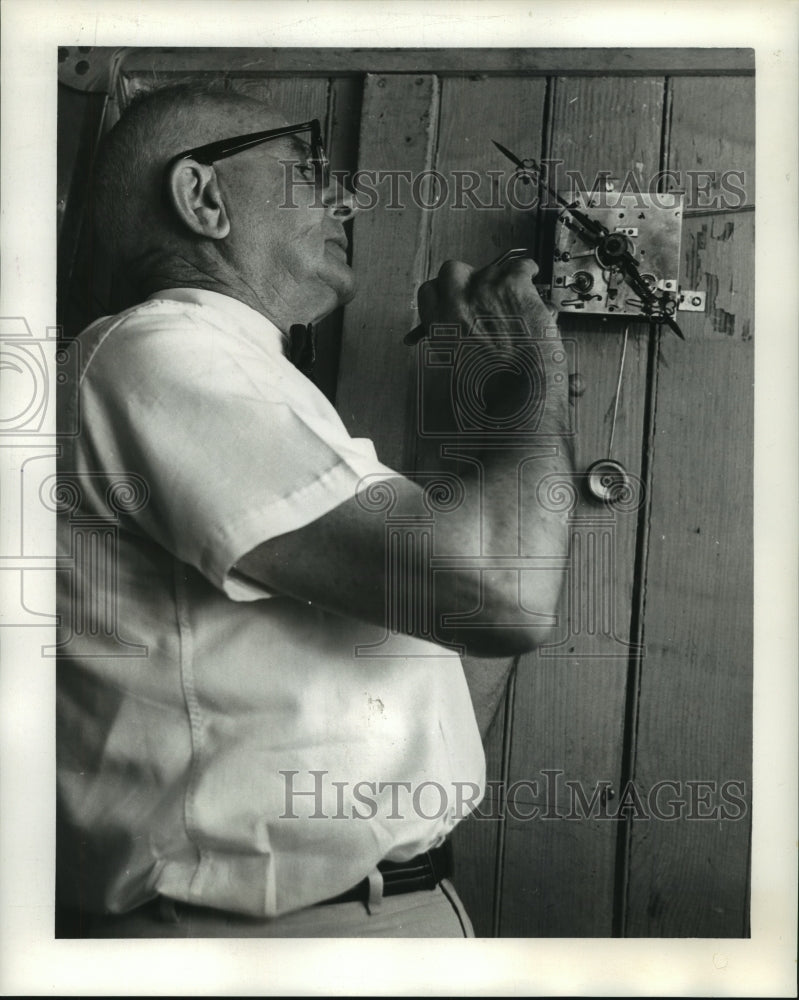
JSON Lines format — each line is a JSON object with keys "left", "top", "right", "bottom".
{"left": 56, "top": 83, "right": 572, "bottom": 937}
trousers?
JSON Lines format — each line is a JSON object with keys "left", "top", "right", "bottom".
{"left": 66, "top": 880, "right": 475, "bottom": 938}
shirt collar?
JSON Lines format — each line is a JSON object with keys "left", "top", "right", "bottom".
{"left": 147, "top": 288, "right": 288, "bottom": 355}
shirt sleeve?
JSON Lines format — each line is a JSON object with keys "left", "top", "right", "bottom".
{"left": 76, "top": 304, "right": 400, "bottom": 600}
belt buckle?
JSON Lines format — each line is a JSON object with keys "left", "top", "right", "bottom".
{"left": 317, "top": 840, "right": 452, "bottom": 907}
{"left": 378, "top": 841, "right": 452, "bottom": 897}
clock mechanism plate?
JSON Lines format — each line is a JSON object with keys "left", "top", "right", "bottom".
{"left": 551, "top": 191, "right": 684, "bottom": 318}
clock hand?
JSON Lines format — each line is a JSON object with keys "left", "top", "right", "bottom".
{"left": 492, "top": 140, "right": 609, "bottom": 242}
{"left": 614, "top": 250, "right": 685, "bottom": 340}
{"left": 491, "top": 141, "right": 686, "bottom": 339}
{"left": 491, "top": 139, "right": 528, "bottom": 171}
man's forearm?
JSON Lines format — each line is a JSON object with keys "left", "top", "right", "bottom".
{"left": 234, "top": 263, "right": 573, "bottom": 660}
{"left": 435, "top": 328, "right": 573, "bottom": 649}
{"left": 456, "top": 344, "right": 571, "bottom": 732}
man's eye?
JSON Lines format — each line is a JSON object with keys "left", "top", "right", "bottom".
{"left": 296, "top": 163, "right": 315, "bottom": 180}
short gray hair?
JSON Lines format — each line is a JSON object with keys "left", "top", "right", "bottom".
{"left": 92, "top": 81, "right": 266, "bottom": 274}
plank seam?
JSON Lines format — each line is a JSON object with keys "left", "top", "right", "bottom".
{"left": 407, "top": 74, "right": 442, "bottom": 473}
{"left": 492, "top": 665, "right": 517, "bottom": 937}
{"left": 534, "top": 74, "right": 556, "bottom": 267}
{"left": 611, "top": 76, "right": 673, "bottom": 937}
{"left": 615, "top": 321, "right": 661, "bottom": 936}
{"left": 323, "top": 75, "right": 365, "bottom": 404}
{"left": 116, "top": 49, "right": 757, "bottom": 77}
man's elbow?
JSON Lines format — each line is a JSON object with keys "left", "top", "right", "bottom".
{"left": 455, "top": 625, "right": 555, "bottom": 658}
{"left": 446, "top": 575, "right": 563, "bottom": 657}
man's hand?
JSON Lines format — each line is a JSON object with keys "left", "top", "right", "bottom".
{"left": 417, "top": 256, "right": 570, "bottom": 437}
{"left": 417, "top": 256, "right": 557, "bottom": 344}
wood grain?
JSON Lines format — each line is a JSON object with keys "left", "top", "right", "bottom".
{"left": 450, "top": 697, "right": 507, "bottom": 937}
{"left": 623, "top": 337, "right": 753, "bottom": 936}
{"left": 57, "top": 87, "right": 109, "bottom": 337}
{"left": 314, "top": 76, "right": 364, "bottom": 402}
{"left": 668, "top": 76, "right": 755, "bottom": 341}
{"left": 502, "top": 813, "right": 619, "bottom": 936}
{"left": 335, "top": 73, "right": 440, "bottom": 469}
{"left": 414, "top": 76, "right": 548, "bottom": 935}
{"left": 668, "top": 76, "right": 755, "bottom": 209}
{"left": 500, "top": 76, "right": 664, "bottom": 937}
{"left": 679, "top": 213, "right": 755, "bottom": 340}
{"left": 425, "top": 75, "right": 548, "bottom": 272}
{"left": 622, "top": 76, "right": 754, "bottom": 937}
{"left": 219, "top": 75, "right": 328, "bottom": 122}
{"left": 450, "top": 810, "right": 502, "bottom": 938}
{"left": 118, "top": 48, "right": 755, "bottom": 77}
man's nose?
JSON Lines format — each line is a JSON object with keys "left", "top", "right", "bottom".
{"left": 322, "top": 176, "right": 358, "bottom": 221}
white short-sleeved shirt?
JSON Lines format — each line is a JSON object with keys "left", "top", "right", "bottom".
{"left": 56, "top": 288, "right": 485, "bottom": 918}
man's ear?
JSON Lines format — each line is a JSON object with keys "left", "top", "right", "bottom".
{"left": 165, "top": 159, "right": 231, "bottom": 239}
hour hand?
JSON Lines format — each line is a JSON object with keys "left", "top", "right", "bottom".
{"left": 560, "top": 207, "right": 606, "bottom": 248}
{"left": 615, "top": 252, "right": 685, "bottom": 340}
{"left": 660, "top": 313, "right": 685, "bottom": 340}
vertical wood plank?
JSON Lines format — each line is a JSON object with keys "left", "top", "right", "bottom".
{"left": 313, "top": 76, "right": 365, "bottom": 402}
{"left": 223, "top": 75, "right": 329, "bottom": 123}
{"left": 679, "top": 213, "right": 755, "bottom": 341}
{"left": 449, "top": 698, "right": 506, "bottom": 937}
{"left": 624, "top": 340, "right": 753, "bottom": 936}
{"left": 624, "top": 76, "right": 754, "bottom": 937}
{"left": 668, "top": 76, "right": 755, "bottom": 342}
{"left": 668, "top": 77, "right": 755, "bottom": 207}
{"left": 416, "top": 76, "right": 548, "bottom": 935}
{"left": 336, "top": 73, "right": 439, "bottom": 470}
{"left": 57, "top": 86, "right": 109, "bottom": 337}
{"left": 426, "top": 76, "right": 548, "bottom": 271}
{"left": 501, "top": 77, "right": 665, "bottom": 937}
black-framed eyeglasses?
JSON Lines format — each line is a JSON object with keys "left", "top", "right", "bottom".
{"left": 165, "top": 118, "right": 330, "bottom": 192}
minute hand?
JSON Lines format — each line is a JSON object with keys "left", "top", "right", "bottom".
{"left": 491, "top": 141, "right": 610, "bottom": 243}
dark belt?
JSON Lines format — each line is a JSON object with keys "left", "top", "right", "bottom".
{"left": 55, "top": 841, "right": 455, "bottom": 935}
{"left": 319, "top": 840, "right": 453, "bottom": 906}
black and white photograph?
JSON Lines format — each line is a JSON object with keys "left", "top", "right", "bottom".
{"left": 1, "top": 1, "right": 797, "bottom": 995}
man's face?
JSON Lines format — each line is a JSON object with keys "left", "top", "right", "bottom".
{"left": 212, "top": 107, "right": 357, "bottom": 328}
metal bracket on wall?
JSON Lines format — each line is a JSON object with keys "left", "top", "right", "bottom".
{"left": 677, "top": 290, "right": 706, "bottom": 312}
{"left": 58, "top": 46, "right": 126, "bottom": 93}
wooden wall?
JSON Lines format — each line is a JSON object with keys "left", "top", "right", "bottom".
{"left": 58, "top": 47, "right": 754, "bottom": 938}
